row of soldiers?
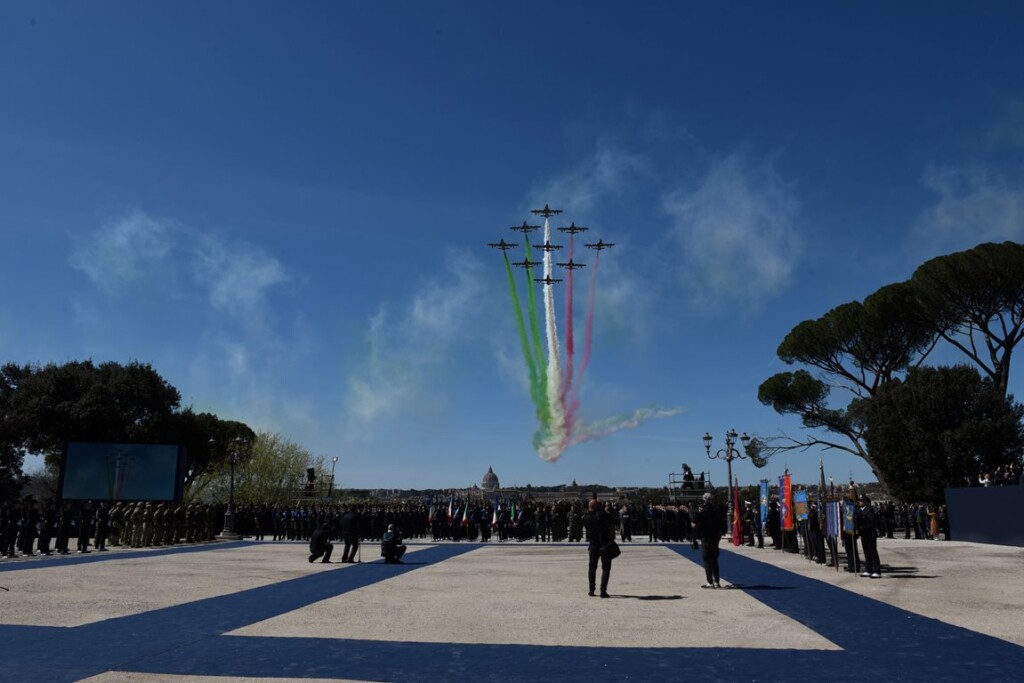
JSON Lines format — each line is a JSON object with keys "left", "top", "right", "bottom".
{"left": 6, "top": 496, "right": 720, "bottom": 558}
{"left": 1, "top": 497, "right": 229, "bottom": 558}
{"left": 226, "top": 502, "right": 435, "bottom": 542}
{"left": 105, "top": 501, "right": 222, "bottom": 547}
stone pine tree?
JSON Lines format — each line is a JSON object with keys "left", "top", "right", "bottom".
{"left": 756, "top": 282, "right": 937, "bottom": 489}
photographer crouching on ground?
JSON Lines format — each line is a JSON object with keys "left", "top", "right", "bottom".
{"left": 308, "top": 521, "right": 334, "bottom": 564}
{"left": 381, "top": 523, "right": 406, "bottom": 564}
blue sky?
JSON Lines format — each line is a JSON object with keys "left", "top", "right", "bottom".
{"left": 3, "top": 3, "right": 1023, "bottom": 490}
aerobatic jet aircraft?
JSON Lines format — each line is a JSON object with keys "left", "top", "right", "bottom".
{"left": 488, "top": 238, "right": 518, "bottom": 251}
{"left": 584, "top": 239, "right": 615, "bottom": 251}
{"left": 530, "top": 204, "right": 563, "bottom": 218}
{"left": 537, "top": 241, "right": 563, "bottom": 252}
{"left": 534, "top": 274, "right": 563, "bottom": 285}
{"left": 557, "top": 222, "right": 588, "bottom": 234}
{"left": 556, "top": 259, "right": 586, "bottom": 270}
{"left": 510, "top": 221, "right": 541, "bottom": 234}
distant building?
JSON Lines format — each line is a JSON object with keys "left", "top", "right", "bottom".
{"left": 482, "top": 466, "right": 499, "bottom": 491}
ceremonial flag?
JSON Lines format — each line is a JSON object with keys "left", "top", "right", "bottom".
{"left": 732, "top": 478, "right": 742, "bottom": 546}
{"left": 491, "top": 497, "right": 499, "bottom": 530}
{"left": 842, "top": 499, "right": 857, "bottom": 536}
{"left": 462, "top": 499, "right": 471, "bottom": 527}
{"left": 759, "top": 480, "right": 769, "bottom": 528}
{"left": 818, "top": 458, "right": 828, "bottom": 534}
{"left": 793, "top": 489, "right": 809, "bottom": 521}
{"left": 818, "top": 458, "right": 827, "bottom": 504}
{"left": 778, "top": 476, "right": 787, "bottom": 531}
{"left": 781, "top": 473, "right": 794, "bottom": 531}
{"left": 826, "top": 501, "right": 840, "bottom": 537}
{"left": 447, "top": 496, "right": 453, "bottom": 524}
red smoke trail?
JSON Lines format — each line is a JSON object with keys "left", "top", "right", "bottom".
{"left": 559, "top": 235, "right": 577, "bottom": 443}
{"left": 578, "top": 250, "right": 599, "bottom": 392}
{"left": 561, "top": 249, "right": 599, "bottom": 448}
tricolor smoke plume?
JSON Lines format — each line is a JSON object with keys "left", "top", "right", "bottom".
{"left": 498, "top": 215, "right": 683, "bottom": 462}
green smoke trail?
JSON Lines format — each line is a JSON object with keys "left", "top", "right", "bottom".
{"left": 523, "top": 237, "right": 549, "bottom": 424}
{"left": 504, "top": 251, "right": 549, "bottom": 428}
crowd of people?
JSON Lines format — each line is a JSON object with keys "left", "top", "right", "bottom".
{"left": 0, "top": 481, "right": 1001, "bottom": 573}
{"left": 1, "top": 495, "right": 704, "bottom": 560}
{"left": 975, "top": 463, "right": 1024, "bottom": 487}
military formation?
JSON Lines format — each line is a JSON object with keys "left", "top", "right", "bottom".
{"left": 1, "top": 499, "right": 227, "bottom": 557}
{"left": 5, "top": 473, "right": 1020, "bottom": 562}
{"left": 1, "top": 497, "right": 670, "bottom": 559}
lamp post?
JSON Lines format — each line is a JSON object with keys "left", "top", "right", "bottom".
{"left": 329, "top": 456, "right": 339, "bottom": 499}
{"left": 703, "top": 429, "right": 752, "bottom": 536}
{"left": 215, "top": 436, "right": 244, "bottom": 540}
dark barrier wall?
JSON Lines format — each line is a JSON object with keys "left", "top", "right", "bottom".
{"left": 945, "top": 486, "right": 1024, "bottom": 548}
{"left": 59, "top": 442, "right": 188, "bottom": 503}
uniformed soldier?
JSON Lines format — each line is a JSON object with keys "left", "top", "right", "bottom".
{"left": 130, "top": 502, "right": 145, "bottom": 547}
{"left": 110, "top": 503, "right": 124, "bottom": 546}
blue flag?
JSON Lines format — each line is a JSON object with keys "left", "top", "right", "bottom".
{"left": 759, "top": 480, "right": 769, "bottom": 527}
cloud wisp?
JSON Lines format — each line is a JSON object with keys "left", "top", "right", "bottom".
{"left": 916, "top": 164, "right": 1024, "bottom": 253}
{"left": 662, "top": 154, "right": 802, "bottom": 312}
{"left": 345, "top": 248, "right": 486, "bottom": 426}
{"left": 529, "top": 144, "right": 649, "bottom": 217}
{"left": 70, "top": 211, "right": 175, "bottom": 292}
{"left": 70, "top": 210, "right": 289, "bottom": 317}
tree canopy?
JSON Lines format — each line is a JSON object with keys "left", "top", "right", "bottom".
{"left": 190, "top": 430, "right": 319, "bottom": 504}
{"left": 758, "top": 241, "right": 1024, "bottom": 497}
{"left": 911, "top": 241, "right": 1024, "bottom": 397}
{"left": 0, "top": 359, "right": 252, "bottom": 499}
{"left": 860, "top": 365, "right": 1024, "bottom": 503}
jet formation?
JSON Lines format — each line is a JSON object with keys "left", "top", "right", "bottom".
{"left": 489, "top": 206, "right": 615, "bottom": 284}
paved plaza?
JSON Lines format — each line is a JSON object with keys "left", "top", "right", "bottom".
{"left": 1, "top": 537, "right": 1022, "bottom": 682}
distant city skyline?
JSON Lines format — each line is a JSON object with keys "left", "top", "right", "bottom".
{"left": 3, "top": 4, "right": 1023, "bottom": 491}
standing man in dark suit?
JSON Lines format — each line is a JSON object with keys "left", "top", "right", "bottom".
{"left": 693, "top": 492, "right": 724, "bottom": 589}
{"left": 308, "top": 521, "right": 334, "bottom": 563}
{"left": 94, "top": 502, "right": 110, "bottom": 551}
{"left": 338, "top": 506, "right": 361, "bottom": 563}
{"left": 857, "top": 496, "right": 881, "bottom": 578}
{"left": 582, "top": 499, "right": 615, "bottom": 598}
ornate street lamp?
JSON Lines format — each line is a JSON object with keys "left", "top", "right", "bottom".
{"left": 704, "top": 429, "right": 752, "bottom": 535}
{"left": 329, "top": 456, "right": 339, "bottom": 499}
{"left": 215, "top": 436, "right": 245, "bottom": 540}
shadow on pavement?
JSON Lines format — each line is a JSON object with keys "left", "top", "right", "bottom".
{"left": 611, "top": 594, "right": 684, "bottom": 601}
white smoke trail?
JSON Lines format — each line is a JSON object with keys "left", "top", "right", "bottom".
{"left": 569, "top": 407, "right": 686, "bottom": 446}
{"left": 539, "top": 218, "right": 567, "bottom": 462}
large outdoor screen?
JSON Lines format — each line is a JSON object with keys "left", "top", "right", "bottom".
{"left": 59, "top": 442, "right": 187, "bottom": 502}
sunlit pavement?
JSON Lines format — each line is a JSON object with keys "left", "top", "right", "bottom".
{"left": 1, "top": 538, "right": 1022, "bottom": 682}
